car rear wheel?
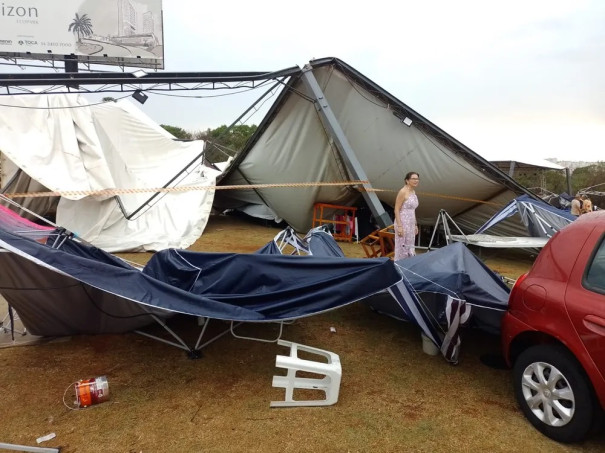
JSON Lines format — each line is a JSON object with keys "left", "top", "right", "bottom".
{"left": 513, "top": 344, "right": 596, "bottom": 443}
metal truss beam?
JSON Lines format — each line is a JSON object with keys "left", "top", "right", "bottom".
{"left": 0, "top": 66, "right": 302, "bottom": 95}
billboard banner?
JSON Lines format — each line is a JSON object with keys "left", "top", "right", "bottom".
{"left": 0, "top": 0, "right": 164, "bottom": 69}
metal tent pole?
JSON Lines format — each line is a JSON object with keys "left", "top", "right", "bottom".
{"left": 299, "top": 64, "right": 391, "bottom": 229}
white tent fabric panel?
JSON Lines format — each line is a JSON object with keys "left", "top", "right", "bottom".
{"left": 56, "top": 167, "right": 220, "bottom": 252}
{"left": 0, "top": 95, "right": 115, "bottom": 199}
{"left": 0, "top": 94, "right": 221, "bottom": 252}
{"left": 490, "top": 156, "right": 565, "bottom": 170}
{"left": 0, "top": 153, "right": 18, "bottom": 189}
{"left": 83, "top": 99, "right": 209, "bottom": 215}
{"left": 1, "top": 153, "right": 57, "bottom": 216}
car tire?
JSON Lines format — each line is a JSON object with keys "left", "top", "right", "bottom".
{"left": 513, "top": 344, "right": 596, "bottom": 443}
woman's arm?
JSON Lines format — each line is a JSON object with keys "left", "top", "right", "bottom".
{"left": 394, "top": 187, "right": 409, "bottom": 236}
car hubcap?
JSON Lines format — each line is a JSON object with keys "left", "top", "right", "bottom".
{"left": 521, "top": 361, "right": 575, "bottom": 427}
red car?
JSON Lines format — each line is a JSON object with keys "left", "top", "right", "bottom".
{"left": 502, "top": 210, "right": 605, "bottom": 443}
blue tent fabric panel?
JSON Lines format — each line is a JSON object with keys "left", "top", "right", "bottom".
{"left": 0, "top": 229, "right": 262, "bottom": 320}
{"left": 254, "top": 241, "right": 281, "bottom": 255}
{"left": 0, "top": 228, "right": 402, "bottom": 322}
{"left": 0, "top": 252, "right": 163, "bottom": 336}
{"left": 144, "top": 249, "right": 400, "bottom": 319}
{"left": 395, "top": 242, "right": 510, "bottom": 310}
{"left": 368, "top": 242, "right": 511, "bottom": 337}
{"left": 48, "top": 235, "right": 139, "bottom": 270}
{"left": 475, "top": 199, "right": 518, "bottom": 234}
{"left": 515, "top": 195, "right": 575, "bottom": 238}
{"left": 254, "top": 227, "right": 345, "bottom": 257}
{"left": 307, "top": 230, "right": 346, "bottom": 257}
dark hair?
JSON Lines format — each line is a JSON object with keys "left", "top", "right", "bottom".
{"left": 405, "top": 171, "right": 419, "bottom": 182}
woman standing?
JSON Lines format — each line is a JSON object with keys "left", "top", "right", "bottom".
{"left": 394, "top": 172, "right": 420, "bottom": 260}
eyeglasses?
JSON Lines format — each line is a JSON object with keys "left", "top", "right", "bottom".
{"left": 409, "top": 178, "right": 419, "bottom": 181}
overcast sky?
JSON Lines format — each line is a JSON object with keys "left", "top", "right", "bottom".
{"left": 149, "top": 0, "right": 605, "bottom": 163}
{"left": 3, "top": 0, "right": 604, "bottom": 163}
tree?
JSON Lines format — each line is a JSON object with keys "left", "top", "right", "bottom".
{"left": 571, "top": 163, "right": 605, "bottom": 191}
{"left": 196, "top": 124, "right": 258, "bottom": 163}
{"left": 511, "top": 168, "right": 569, "bottom": 196}
{"left": 205, "top": 124, "right": 258, "bottom": 151}
{"left": 160, "top": 124, "right": 192, "bottom": 140}
{"left": 68, "top": 13, "right": 93, "bottom": 43}
{"left": 154, "top": 123, "right": 257, "bottom": 163}
{"left": 510, "top": 163, "right": 605, "bottom": 208}
{"left": 543, "top": 170, "right": 568, "bottom": 194}
{"left": 511, "top": 170, "right": 542, "bottom": 191}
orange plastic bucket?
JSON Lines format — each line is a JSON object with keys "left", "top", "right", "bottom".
{"left": 75, "top": 376, "right": 109, "bottom": 408}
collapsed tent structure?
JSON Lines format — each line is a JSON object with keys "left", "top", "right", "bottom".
{"left": 476, "top": 194, "right": 576, "bottom": 238}
{"left": 549, "top": 192, "right": 574, "bottom": 210}
{"left": 0, "top": 58, "right": 542, "bottom": 364}
{"left": 0, "top": 202, "right": 401, "bottom": 348}
{"left": 0, "top": 95, "right": 223, "bottom": 252}
{"left": 215, "top": 57, "right": 540, "bottom": 238}
{"left": 424, "top": 194, "right": 577, "bottom": 250}
{"left": 0, "top": 201, "right": 512, "bottom": 363}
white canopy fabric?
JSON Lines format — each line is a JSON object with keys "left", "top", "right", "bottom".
{"left": 490, "top": 156, "right": 565, "bottom": 170}
{"left": 449, "top": 234, "right": 549, "bottom": 248}
{"left": 0, "top": 95, "right": 222, "bottom": 252}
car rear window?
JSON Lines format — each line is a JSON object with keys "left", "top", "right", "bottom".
{"left": 586, "top": 236, "right": 605, "bottom": 293}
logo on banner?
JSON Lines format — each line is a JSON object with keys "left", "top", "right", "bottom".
{"left": 1, "top": 4, "right": 39, "bottom": 17}
{"left": 2, "top": 4, "right": 40, "bottom": 24}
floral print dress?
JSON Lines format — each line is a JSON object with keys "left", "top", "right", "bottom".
{"left": 394, "top": 193, "right": 418, "bottom": 260}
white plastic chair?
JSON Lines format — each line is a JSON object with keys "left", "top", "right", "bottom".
{"left": 271, "top": 340, "right": 341, "bottom": 407}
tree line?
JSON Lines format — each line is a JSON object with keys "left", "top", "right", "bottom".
{"left": 160, "top": 124, "right": 257, "bottom": 164}
{"left": 514, "top": 163, "right": 605, "bottom": 196}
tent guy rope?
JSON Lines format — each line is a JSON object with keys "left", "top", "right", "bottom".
{"left": 2, "top": 180, "right": 369, "bottom": 198}
{"left": 2, "top": 181, "right": 501, "bottom": 206}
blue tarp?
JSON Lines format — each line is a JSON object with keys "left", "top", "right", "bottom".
{"left": 306, "top": 229, "right": 346, "bottom": 257}
{"left": 396, "top": 242, "right": 510, "bottom": 311}
{"left": 369, "top": 242, "right": 510, "bottom": 336}
{"left": 0, "top": 227, "right": 401, "bottom": 323}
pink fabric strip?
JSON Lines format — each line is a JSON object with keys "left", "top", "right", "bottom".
{"left": 0, "top": 204, "right": 55, "bottom": 231}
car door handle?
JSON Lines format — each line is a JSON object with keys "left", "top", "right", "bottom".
{"left": 583, "top": 315, "right": 605, "bottom": 336}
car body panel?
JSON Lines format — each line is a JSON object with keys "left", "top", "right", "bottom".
{"left": 566, "top": 228, "right": 605, "bottom": 389}
{"left": 502, "top": 211, "right": 605, "bottom": 409}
